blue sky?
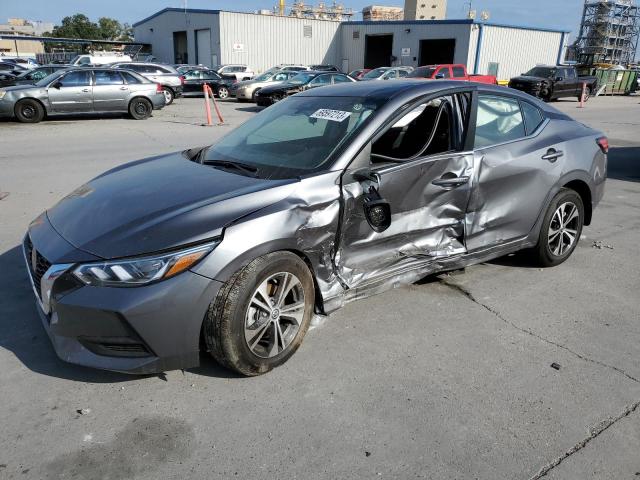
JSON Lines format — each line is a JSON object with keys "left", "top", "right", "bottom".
{"left": 1, "top": 0, "right": 586, "bottom": 36}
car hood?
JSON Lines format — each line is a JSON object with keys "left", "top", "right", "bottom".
{"left": 0, "top": 84, "right": 41, "bottom": 93}
{"left": 510, "top": 75, "right": 549, "bottom": 83}
{"left": 259, "top": 82, "right": 302, "bottom": 94}
{"left": 46, "top": 152, "right": 299, "bottom": 259}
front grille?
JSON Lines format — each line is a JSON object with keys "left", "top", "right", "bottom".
{"left": 25, "top": 236, "right": 52, "bottom": 299}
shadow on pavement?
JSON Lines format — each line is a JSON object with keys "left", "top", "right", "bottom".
{"left": 608, "top": 146, "right": 640, "bottom": 182}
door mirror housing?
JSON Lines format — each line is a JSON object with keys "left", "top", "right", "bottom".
{"left": 352, "top": 167, "right": 380, "bottom": 183}
{"left": 556, "top": 76, "right": 563, "bottom": 81}
{"left": 435, "top": 73, "right": 446, "bottom": 79}
{"left": 52, "top": 81, "right": 62, "bottom": 89}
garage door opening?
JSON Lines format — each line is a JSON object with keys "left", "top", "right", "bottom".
{"left": 195, "top": 29, "right": 212, "bottom": 67}
{"left": 418, "top": 39, "right": 456, "bottom": 66}
{"left": 364, "top": 34, "right": 393, "bottom": 69}
{"left": 173, "top": 31, "right": 188, "bottom": 64}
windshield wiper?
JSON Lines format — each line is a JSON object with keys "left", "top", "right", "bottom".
{"left": 202, "top": 159, "right": 259, "bottom": 176}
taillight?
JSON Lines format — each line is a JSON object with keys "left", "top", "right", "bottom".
{"left": 179, "top": 75, "right": 185, "bottom": 85}
{"left": 596, "top": 137, "right": 609, "bottom": 154}
{"left": 156, "top": 83, "right": 163, "bottom": 93}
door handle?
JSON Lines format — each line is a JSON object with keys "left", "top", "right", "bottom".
{"left": 432, "top": 176, "right": 470, "bottom": 188}
{"left": 542, "top": 149, "right": 564, "bottom": 162}
{"left": 81, "top": 88, "right": 90, "bottom": 92}
{"left": 119, "top": 86, "right": 128, "bottom": 90}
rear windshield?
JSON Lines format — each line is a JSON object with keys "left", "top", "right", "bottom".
{"left": 203, "top": 96, "right": 383, "bottom": 178}
{"left": 408, "top": 67, "right": 436, "bottom": 78}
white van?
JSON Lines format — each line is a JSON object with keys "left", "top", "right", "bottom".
{"left": 71, "top": 54, "right": 132, "bottom": 66}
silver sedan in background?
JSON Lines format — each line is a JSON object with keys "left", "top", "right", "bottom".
{"left": 359, "top": 66, "right": 414, "bottom": 81}
{"left": 231, "top": 70, "right": 300, "bottom": 102}
{"left": 0, "top": 67, "right": 165, "bottom": 123}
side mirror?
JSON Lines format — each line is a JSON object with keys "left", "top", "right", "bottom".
{"left": 52, "top": 81, "right": 62, "bottom": 89}
{"left": 556, "top": 76, "right": 563, "bottom": 81}
{"left": 435, "top": 73, "right": 445, "bottom": 79}
{"left": 352, "top": 167, "right": 379, "bottom": 183}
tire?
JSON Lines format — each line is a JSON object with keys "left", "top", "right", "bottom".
{"left": 128, "top": 97, "right": 152, "bottom": 120}
{"left": 216, "top": 86, "right": 229, "bottom": 99}
{"left": 251, "top": 88, "right": 261, "bottom": 102}
{"left": 14, "top": 99, "right": 44, "bottom": 123}
{"left": 531, "top": 188, "right": 584, "bottom": 267}
{"left": 203, "top": 251, "right": 315, "bottom": 376}
{"left": 162, "top": 87, "right": 174, "bottom": 105}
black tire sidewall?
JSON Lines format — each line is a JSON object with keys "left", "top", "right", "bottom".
{"left": 535, "top": 189, "right": 584, "bottom": 267}
{"left": 129, "top": 98, "right": 152, "bottom": 120}
{"left": 15, "top": 99, "right": 44, "bottom": 123}
{"left": 207, "top": 252, "right": 315, "bottom": 376}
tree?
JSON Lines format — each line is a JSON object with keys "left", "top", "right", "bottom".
{"left": 51, "top": 14, "right": 100, "bottom": 39}
{"left": 50, "top": 14, "right": 130, "bottom": 41}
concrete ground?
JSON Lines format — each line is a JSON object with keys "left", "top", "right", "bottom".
{"left": 0, "top": 93, "right": 638, "bottom": 479}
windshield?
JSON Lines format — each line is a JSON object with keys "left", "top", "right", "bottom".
{"left": 253, "top": 71, "right": 274, "bottom": 82}
{"left": 203, "top": 96, "right": 381, "bottom": 178}
{"left": 362, "top": 68, "right": 388, "bottom": 79}
{"left": 408, "top": 67, "right": 436, "bottom": 78}
{"left": 288, "top": 72, "right": 316, "bottom": 85}
{"left": 525, "top": 67, "right": 556, "bottom": 78}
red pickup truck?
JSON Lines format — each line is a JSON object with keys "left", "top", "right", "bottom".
{"left": 407, "top": 64, "right": 498, "bottom": 84}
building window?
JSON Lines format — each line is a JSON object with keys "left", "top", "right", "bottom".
{"left": 353, "top": 30, "right": 360, "bottom": 39}
{"left": 303, "top": 25, "right": 312, "bottom": 38}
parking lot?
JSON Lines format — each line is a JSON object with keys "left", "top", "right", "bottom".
{"left": 1, "top": 94, "right": 639, "bottom": 479}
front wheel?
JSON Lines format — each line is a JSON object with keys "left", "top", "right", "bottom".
{"left": 128, "top": 97, "right": 152, "bottom": 120}
{"left": 15, "top": 99, "right": 44, "bottom": 123}
{"left": 531, "top": 188, "right": 584, "bottom": 267}
{"left": 203, "top": 252, "right": 315, "bottom": 376}
{"left": 216, "top": 86, "right": 229, "bottom": 99}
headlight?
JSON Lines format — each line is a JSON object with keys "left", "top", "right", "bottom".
{"left": 0, "top": 91, "right": 6, "bottom": 100}
{"left": 73, "top": 240, "right": 218, "bottom": 287}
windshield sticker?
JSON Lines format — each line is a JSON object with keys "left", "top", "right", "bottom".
{"left": 310, "top": 109, "right": 352, "bottom": 122}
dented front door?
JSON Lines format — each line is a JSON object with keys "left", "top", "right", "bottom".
{"left": 335, "top": 152, "right": 474, "bottom": 289}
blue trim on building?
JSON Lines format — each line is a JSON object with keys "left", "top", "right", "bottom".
{"left": 133, "top": 8, "right": 220, "bottom": 28}
{"left": 473, "top": 24, "right": 484, "bottom": 75}
{"left": 132, "top": 8, "right": 571, "bottom": 34}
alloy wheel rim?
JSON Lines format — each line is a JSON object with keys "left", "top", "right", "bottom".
{"left": 163, "top": 90, "right": 172, "bottom": 103}
{"left": 218, "top": 88, "right": 228, "bottom": 99}
{"left": 244, "top": 272, "right": 305, "bottom": 359}
{"left": 548, "top": 201, "right": 580, "bottom": 256}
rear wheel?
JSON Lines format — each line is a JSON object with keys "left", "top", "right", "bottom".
{"left": 216, "top": 86, "right": 229, "bottom": 99}
{"left": 14, "top": 99, "right": 44, "bottom": 123}
{"left": 203, "top": 252, "right": 315, "bottom": 376}
{"left": 162, "top": 87, "right": 175, "bottom": 105}
{"left": 128, "top": 97, "right": 152, "bottom": 120}
{"left": 531, "top": 189, "right": 584, "bottom": 267}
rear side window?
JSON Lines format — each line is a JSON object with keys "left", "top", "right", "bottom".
{"left": 121, "top": 71, "right": 142, "bottom": 84}
{"left": 452, "top": 66, "right": 466, "bottom": 78}
{"left": 520, "top": 101, "right": 544, "bottom": 135}
{"left": 95, "top": 70, "right": 124, "bottom": 85}
{"left": 332, "top": 74, "right": 351, "bottom": 83}
{"left": 438, "top": 67, "right": 451, "bottom": 78}
{"left": 475, "top": 95, "right": 525, "bottom": 148}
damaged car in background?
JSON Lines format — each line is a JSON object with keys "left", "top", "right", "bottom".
{"left": 24, "top": 80, "right": 607, "bottom": 376}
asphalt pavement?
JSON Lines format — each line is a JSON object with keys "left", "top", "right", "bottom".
{"left": 0, "top": 94, "right": 638, "bottom": 479}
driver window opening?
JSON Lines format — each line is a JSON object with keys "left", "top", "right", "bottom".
{"left": 371, "top": 95, "right": 457, "bottom": 162}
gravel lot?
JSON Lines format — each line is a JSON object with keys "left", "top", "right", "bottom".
{"left": 0, "top": 93, "right": 639, "bottom": 479}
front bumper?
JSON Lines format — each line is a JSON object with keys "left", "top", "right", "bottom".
{"left": 234, "top": 87, "right": 255, "bottom": 100}
{"left": 508, "top": 82, "right": 542, "bottom": 97}
{"left": 24, "top": 221, "right": 223, "bottom": 374}
{"left": 0, "top": 99, "right": 15, "bottom": 118}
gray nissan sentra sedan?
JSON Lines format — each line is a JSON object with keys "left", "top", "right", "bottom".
{"left": 24, "top": 80, "right": 607, "bottom": 376}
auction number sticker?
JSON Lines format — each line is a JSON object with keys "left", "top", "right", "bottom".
{"left": 310, "top": 109, "right": 352, "bottom": 122}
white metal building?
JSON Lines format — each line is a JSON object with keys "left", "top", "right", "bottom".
{"left": 133, "top": 8, "right": 569, "bottom": 80}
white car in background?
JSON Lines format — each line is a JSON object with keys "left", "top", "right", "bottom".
{"left": 213, "top": 64, "right": 254, "bottom": 81}
{"left": 71, "top": 54, "right": 132, "bottom": 66}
